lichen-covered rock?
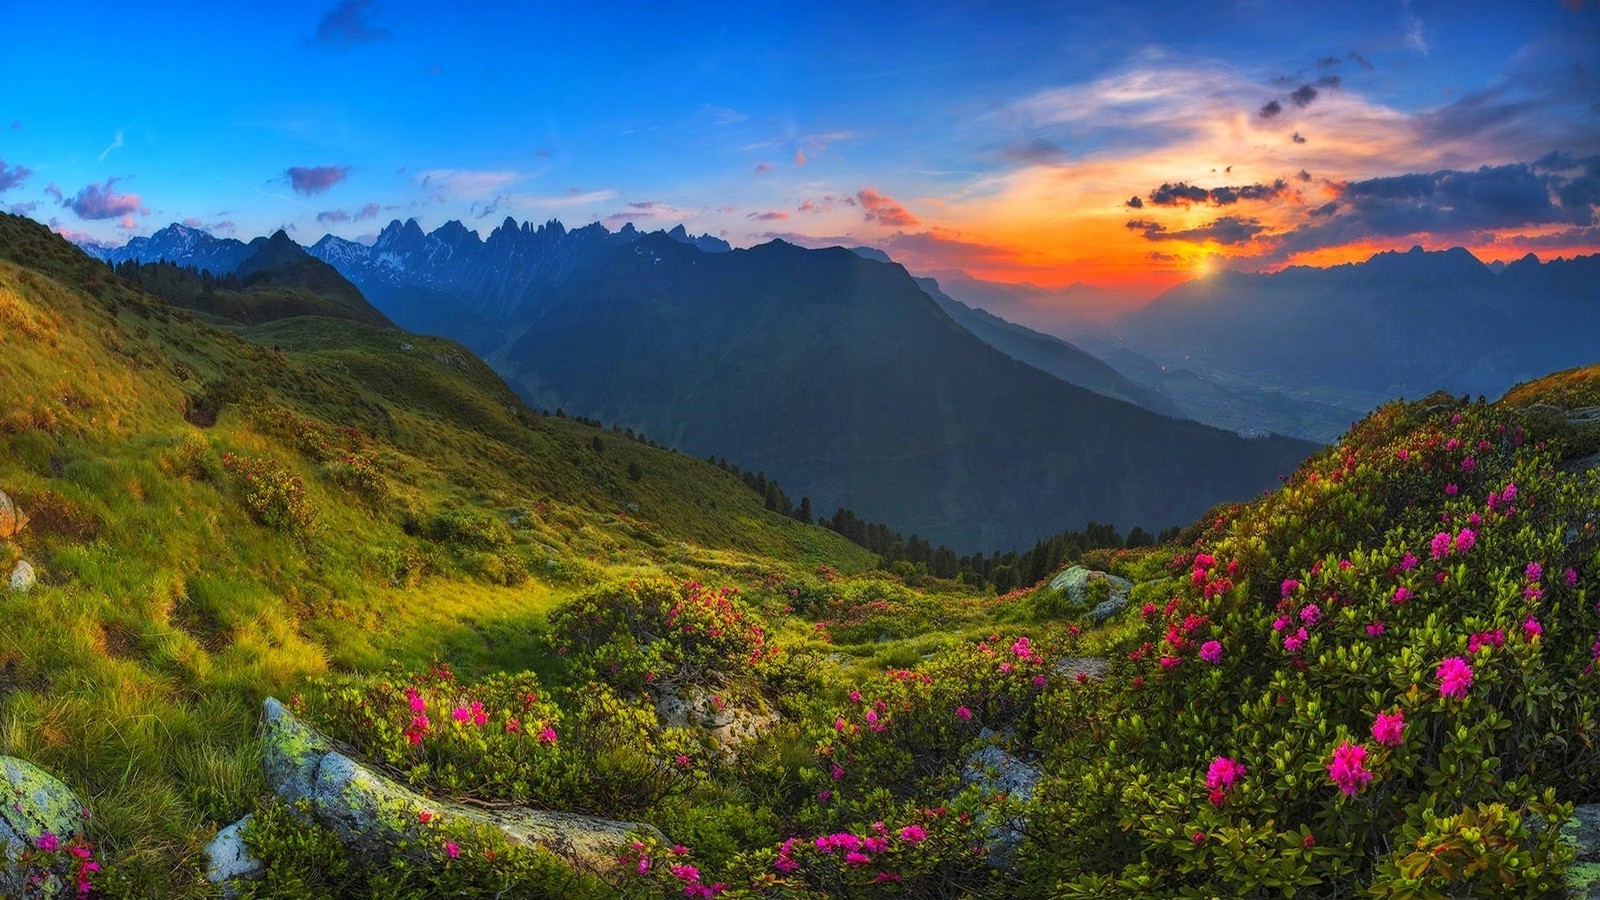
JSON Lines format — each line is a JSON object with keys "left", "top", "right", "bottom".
{"left": 204, "top": 815, "right": 262, "bottom": 896}
{"left": 0, "top": 756, "right": 88, "bottom": 895}
{"left": 252, "top": 698, "right": 659, "bottom": 876}
{"left": 0, "top": 490, "right": 24, "bottom": 540}
{"left": 655, "top": 686, "right": 774, "bottom": 749}
{"left": 7, "top": 560, "right": 36, "bottom": 594}
{"left": 1047, "top": 565, "right": 1132, "bottom": 620}
{"left": 1054, "top": 656, "right": 1108, "bottom": 680}
{"left": 961, "top": 740, "right": 1039, "bottom": 866}
{"left": 1566, "top": 803, "right": 1600, "bottom": 899}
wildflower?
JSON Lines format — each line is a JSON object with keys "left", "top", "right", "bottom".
{"left": 999, "top": 662, "right": 1015, "bottom": 675}
{"left": 1192, "top": 831, "right": 1206, "bottom": 846}
{"left": 1430, "top": 532, "right": 1452, "bottom": 560}
{"left": 446, "top": 842, "right": 460, "bottom": 859}
{"left": 1159, "top": 656, "right": 1181, "bottom": 670}
{"left": 899, "top": 824, "right": 928, "bottom": 843}
{"left": 1032, "top": 674, "right": 1048, "bottom": 688}
{"left": 1445, "top": 483, "right": 1458, "bottom": 495}
{"left": 830, "top": 763, "right": 845, "bottom": 781}
{"left": 1437, "top": 656, "right": 1473, "bottom": 698}
{"left": 418, "top": 810, "right": 433, "bottom": 824}
{"left": 1303, "top": 833, "right": 1316, "bottom": 848}
{"left": 1461, "top": 456, "right": 1475, "bottom": 472}
{"left": 1299, "top": 604, "right": 1321, "bottom": 626}
{"left": 537, "top": 726, "right": 558, "bottom": 744}
{"left": 1284, "top": 627, "right": 1308, "bottom": 653}
{"left": 1468, "top": 629, "right": 1504, "bottom": 653}
{"left": 470, "top": 700, "right": 487, "bottom": 727}
{"left": 1273, "top": 615, "right": 1291, "bottom": 632}
{"left": 1526, "top": 561, "right": 1543, "bottom": 582}
{"left": 1372, "top": 709, "right": 1405, "bottom": 747}
{"left": 637, "top": 854, "right": 651, "bottom": 874}
{"left": 1011, "top": 636, "right": 1033, "bottom": 659}
{"left": 956, "top": 706, "right": 972, "bottom": 722}
{"left": 817, "top": 789, "right": 832, "bottom": 803}
{"left": 452, "top": 706, "right": 470, "bottom": 723}
{"left": 1398, "top": 449, "right": 1409, "bottom": 461}
{"left": 1281, "top": 579, "right": 1300, "bottom": 598}
{"left": 1141, "top": 602, "right": 1157, "bottom": 617}
{"left": 1327, "top": 741, "right": 1374, "bottom": 796}
{"left": 1523, "top": 616, "right": 1543, "bottom": 641}
{"left": 36, "top": 833, "right": 58, "bottom": 852}
{"left": 774, "top": 856, "right": 798, "bottom": 873}
{"left": 1401, "top": 552, "right": 1419, "bottom": 571}
{"left": 1393, "top": 587, "right": 1413, "bottom": 604}
{"left": 1567, "top": 567, "right": 1579, "bottom": 586}
{"left": 407, "top": 689, "right": 426, "bottom": 714}
{"left": 671, "top": 863, "right": 701, "bottom": 881}
{"left": 1454, "top": 529, "right": 1476, "bottom": 553}
{"left": 848, "top": 689, "right": 862, "bottom": 703}
{"left": 1367, "top": 622, "right": 1386, "bottom": 637}
{"left": 1206, "top": 756, "right": 1246, "bottom": 795}
{"left": 871, "top": 872, "right": 902, "bottom": 884}
{"left": 1200, "top": 640, "right": 1222, "bottom": 664}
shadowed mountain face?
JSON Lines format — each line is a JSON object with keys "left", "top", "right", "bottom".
{"left": 489, "top": 234, "right": 1313, "bottom": 549}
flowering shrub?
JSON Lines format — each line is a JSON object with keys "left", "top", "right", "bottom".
{"left": 9, "top": 832, "right": 101, "bottom": 899}
{"left": 322, "top": 452, "right": 387, "bottom": 503}
{"left": 550, "top": 578, "right": 777, "bottom": 692}
{"left": 1019, "top": 398, "right": 1599, "bottom": 895}
{"left": 221, "top": 452, "right": 315, "bottom": 532}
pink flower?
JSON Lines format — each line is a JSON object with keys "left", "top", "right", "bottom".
{"left": 407, "top": 689, "right": 426, "bottom": 713}
{"left": 537, "top": 726, "right": 558, "bottom": 744}
{"left": 956, "top": 706, "right": 972, "bottom": 722}
{"left": 1158, "top": 656, "right": 1181, "bottom": 670}
{"left": 1372, "top": 709, "right": 1405, "bottom": 747}
{"left": 1283, "top": 627, "right": 1308, "bottom": 653}
{"left": 1281, "top": 579, "right": 1300, "bottom": 598}
{"left": 1366, "top": 622, "right": 1386, "bottom": 637}
{"left": 1205, "top": 756, "right": 1246, "bottom": 793}
{"left": 1523, "top": 616, "right": 1543, "bottom": 641}
{"left": 1430, "top": 532, "right": 1452, "bottom": 560}
{"left": 1526, "top": 561, "right": 1543, "bottom": 582}
{"left": 817, "top": 789, "right": 832, "bottom": 803}
{"left": 899, "top": 824, "right": 928, "bottom": 843}
{"left": 1437, "top": 656, "right": 1473, "bottom": 699}
{"left": 843, "top": 851, "right": 872, "bottom": 867}
{"left": 1299, "top": 604, "right": 1321, "bottom": 626}
{"left": 1397, "top": 449, "right": 1409, "bottom": 461}
{"left": 1200, "top": 640, "right": 1222, "bottom": 664}
{"left": 830, "top": 763, "right": 845, "bottom": 781}
{"left": 1327, "top": 740, "right": 1374, "bottom": 796}
{"left": 774, "top": 856, "right": 798, "bottom": 873}
{"left": 418, "top": 810, "right": 434, "bottom": 824}
{"left": 637, "top": 854, "right": 651, "bottom": 874}
{"left": 1032, "top": 674, "right": 1048, "bottom": 688}
{"left": 446, "top": 841, "right": 460, "bottom": 859}
{"left": 1445, "top": 483, "right": 1458, "bottom": 496}
{"left": 848, "top": 689, "right": 862, "bottom": 703}
{"left": 1461, "top": 456, "right": 1475, "bottom": 473}
{"left": 1400, "top": 552, "right": 1419, "bottom": 571}
{"left": 999, "top": 662, "right": 1015, "bottom": 675}
{"left": 671, "top": 863, "right": 701, "bottom": 881}
{"left": 1567, "top": 567, "right": 1579, "bottom": 586}
{"left": 1192, "top": 831, "right": 1206, "bottom": 846}
{"left": 36, "top": 833, "right": 58, "bottom": 853}
{"left": 452, "top": 706, "right": 470, "bottom": 723}
{"left": 1392, "top": 586, "right": 1413, "bottom": 604}
{"left": 1272, "top": 615, "right": 1291, "bottom": 632}
{"left": 1454, "top": 529, "right": 1476, "bottom": 553}
{"left": 1468, "top": 629, "right": 1504, "bottom": 653}
{"left": 1010, "top": 636, "right": 1034, "bottom": 659}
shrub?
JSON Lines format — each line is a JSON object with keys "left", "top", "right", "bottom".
{"left": 221, "top": 452, "right": 315, "bottom": 532}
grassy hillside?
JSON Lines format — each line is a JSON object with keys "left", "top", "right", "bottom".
{"left": 0, "top": 213, "right": 871, "bottom": 895}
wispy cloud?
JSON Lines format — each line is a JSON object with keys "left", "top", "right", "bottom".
{"left": 415, "top": 169, "right": 521, "bottom": 200}
{"left": 98, "top": 128, "right": 126, "bottom": 162}
{"left": 857, "top": 188, "right": 919, "bottom": 228}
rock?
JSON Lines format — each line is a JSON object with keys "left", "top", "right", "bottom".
{"left": 1054, "top": 657, "right": 1108, "bottom": 680}
{"left": 205, "top": 816, "right": 263, "bottom": 896}
{"left": 0, "top": 756, "right": 89, "bottom": 896}
{"left": 1566, "top": 803, "right": 1600, "bottom": 899}
{"left": 0, "top": 490, "right": 24, "bottom": 540}
{"left": 7, "top": 560, "right": 35, "bottom": 593}
{"left": 654, "top": 686, "right": 775, "bottom": 749}
{"left": 255, "top": 698, "right": 657, "bottom": 875}
{"left": 1047, "top": 566, "right": 1132, "bottom": 620}
{"left": 961, "top": 742, "right": 1040, "bottom": 866}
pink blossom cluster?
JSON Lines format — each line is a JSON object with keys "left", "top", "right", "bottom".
{"left": 1205, "top": 755, "right": 1246, "bottom": 807}
{"left": 1327, "top": 741, "right": 1374, "bottom": 796}
{"left": 1437, "top": 656, "right": 1473, "bottom": 698}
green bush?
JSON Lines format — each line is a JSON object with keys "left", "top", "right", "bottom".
{"left": 221, "top": 452, "right": 315, "bottom": 532}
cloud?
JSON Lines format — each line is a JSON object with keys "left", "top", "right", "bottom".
{"left": 1259, "top": 100, "right": 1283, "bottom": 119}
{"left": 0, "top": 159, "right": 30, "bottom": 192}
{"left": 62, "top": 177, "right": 147, "bottom": 220}
{"left": 44, "top": 183, "right": 62, "bottom": 203}
{"left": 1298, "top": 169, "right": 1313, "bottom": 182}
{"left": 182, "top": 217, "right": 203, "bottom": 227}
{"left": 1290, "top": 84, "right": 1319, "bottom": 107}
{"left": 48, "top": 219, "right": 99, "bottom": 244}
{"left": 700, "top": 104, "right": 749, "bottom": 125}
{"left": 1348, "top": 52, "right": 1374, "bottom": 70}
{"left": 98, "top": 128, "right": 126, "bottom": 162}
{"left": 317, "top": 209, "right": 350, "bottom": 224}
{"left": 287, "top": 165, "right": 351, "bottom": 195}
{"left": 796, "top": 149, "right": 807, "bottom": 166}
{"left": 1405, "top": 9, "right": 1429, "bottom": 56}
{"left": 8, "top": 201, "right": 39, "bottom": 215}
{"left": 1316, "top": 74, "right": 1343, "bottom": 90}
{"left": 857, "top": 188, "right": 920, "bottom": 228}
{"left": 1309, "top": 201, "right": 1340, "bottom": 217}
{"left": 1127, "top": 215, "right": 1267, "bottom": 245}
{"left": 755, "top": 163, "right": 772, "bottom": 173}
{"left": 315, "top": 0, "right": 390, "bottom": 48}
{"left": 747, "top": 211, "right": 788, "bottom": 221}
{"left": 1145, "top": 179, "right": 1289, "bottom": 207}
{"left": 415, "top": 169, "right": 521, "bottom": 200}
{"left": 1003, "top": 138, "right": 1069, "bottom": 165}
{"left": 514, "top": 189, "right": 617, "bottom": 208}
{"left": 1293, "top": 131, "right": 1307, "bottom": 144}
{"left": 1125, "top": 195, "right": 1143, "bottom": 209}
{"left": 1318, "top": 56, "right": 1342, "bottom": 67}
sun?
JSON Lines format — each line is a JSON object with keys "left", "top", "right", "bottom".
{"left": 1194, "top": 255, "right": 1213, "bottom": 277}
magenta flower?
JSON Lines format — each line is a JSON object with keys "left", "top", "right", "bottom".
{"left": 537, "top": 726, "right": 558, "bottom": 744}
{"left": 817, "top": 789, "right": 832, "bottom": 803}
{"left": 671, "top": 863, "right": 701, "bottom": 882}
{"left": 1392, "top": 586, "right": 1413, "bottom": 604}
{"left": 445, "top": 841, "right": 460, "bottom": 859}
{"left": 1032, "top": 674, "right": 1048, "bottom": 688}
{"left": 452, "top": 706, "right": 470, "bottom": 723}
{"left": 1445, "top": 482, "right": 1458, "bottom": 496}
{"left": 1454, "top": 529, "right": 1476, "bottom": 553}
{"left": 1400, "top": 552, "right": 1419, "bottom": 571}
{"left": 1461, "top": 456, "right": 1475, "bottom": 472}
{"left": 1206, "top": 756, "right": 1246, "bottom": 792}
{"left": 899, "top": 824, "right": 928, "bottom": 843}
{"left": 1523, "top": 616, "right": 1543, "bottom": 641}
{"left": 1437, "top": 656, "right": 1473, "bottom": 698}
{"left": 843, "top": 851, "right": 872, "bottom": 867}
{"left": 1525, "top": 561, "right": 1543, "bottom": 582}
{"left": 1272, "top": 615, "right": 1291, "bottom": 632}
{"left": 956, "top": 705, "right": 972, "bottom": 722}
{"left": 1299, "top": 604, "right": 1321, "bottom": 626}
{"left": 1327, "top": 741, "right": 1374, "bottom": 796}
{"left": 1200, "top": 640, "right": 1222, "bottom": 664}
{"left": 1010, "top": 636, "right": 1034, "bottom": 659}
{"left": 1398, "top": 449, "right": 1409, "bottom": 461}
{"left": 1366, "top": 621, "right": 1386, "bottom": 637}
{"left": 1283, "top": 627, "right": 1308, "bottom": 653}
{"left": 1372, "top": 709, "right": 1405, "bottom": 747}
{"left": 637, "top": 854, "right": 651, "bottom": 874}
{"left": 848, "top": 689, "right": 862, "bottom": 703}
{"left": 1567, "top": 567, "right": 1579, "bottom": 586}
{"left": 1281, "top": 579, "right": 1300, "bottom": 598}
{"left": 1430, "top": 532, "right": 1452, "bottom": 560}
{"left": 36, "top": 833, "right": 58, "bottom": 853}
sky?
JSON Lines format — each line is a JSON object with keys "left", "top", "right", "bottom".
{"left": 1, "top": 0, "right": 1596, "bottom": 298}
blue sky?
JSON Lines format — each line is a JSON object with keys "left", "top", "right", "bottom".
{"left": 1, "top": 0, "right": 1595, "bottom": 292}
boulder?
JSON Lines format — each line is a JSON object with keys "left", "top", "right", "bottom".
{"left": 0, "top": 490, "right": 23, "bottom": 540}
{"left": 960, "top": 740, "right": 1040, "bottom": 867}
{"left": 1047, "top": 566, "right": 1132, "bottom": 621}
{"left": 0, "top": 756, "right": 89, "bottom": 896}
{"left": 1054, "top": 657, "right": 1109, "bottom": 680}
{"left": 7, "top": 560, "right": 36, "bottom": 594}
{"left": 1566, "top": 803, "right": 1600, "bottom": 899}
{"left": 204, "top": 815, "right": 262, "bottom": 896}
{"left": 253, "top": 698, "right": 658, "bottom": 877}
{"left": 655, "top": 686, "right": 775, "bottom": 749}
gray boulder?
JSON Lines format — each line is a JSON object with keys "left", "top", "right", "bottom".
{"left": 6, "top": 560, "right": 35, "bottom": 594}
{"left": 0, "top": 756, "right": 89, "bottom": 897}
{"left": 1566, "top": 803, "right": 1600, "bottom": 899}
{"left": 253, "top": 698, "right": 658, "bottom": 877}
{"left": 204, "top": 815, "right": 263, "bottom": 896}
{"left": 654, "top": 686, "right": 775, "bottom": 750}
{"left": 961, "top": 739, "right": 1040, "bottom": 866}
{"left": 1047, "top": 566, "right": 1132, "bottom": 621}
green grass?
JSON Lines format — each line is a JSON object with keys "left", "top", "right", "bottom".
{"left": 0, "top": 212, "right": 875, "bottom": 897}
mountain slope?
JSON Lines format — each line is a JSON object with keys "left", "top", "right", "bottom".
{"left": 82, "top": 222, "right": 255, "bottom": 274}
{"left": 493, "top": 234, "right": 1315, "bottom": 549}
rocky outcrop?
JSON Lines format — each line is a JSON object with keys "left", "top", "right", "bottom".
{"left": 1047, "top": 566, "right": 1133, "bottom": 620}
{"left": 961, "top": 736, "right": 1039, "bottom": 867}
{"left": 0, "top": 490, "right": 24, "bottom": 539}
{"left": 243, "top": 698, "right": 658, "bottom": 887}
{"left": 654, "top": 686, "right": 775, "bottom": 750}
{"left": 1567, "top": 803, "right": 1600, "bottom": 899}
{"left": 203, "top": 816, "right": 262, "bottom": 897}
{"left": 0, "top": 756, "right": 88, "bottom": 896}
